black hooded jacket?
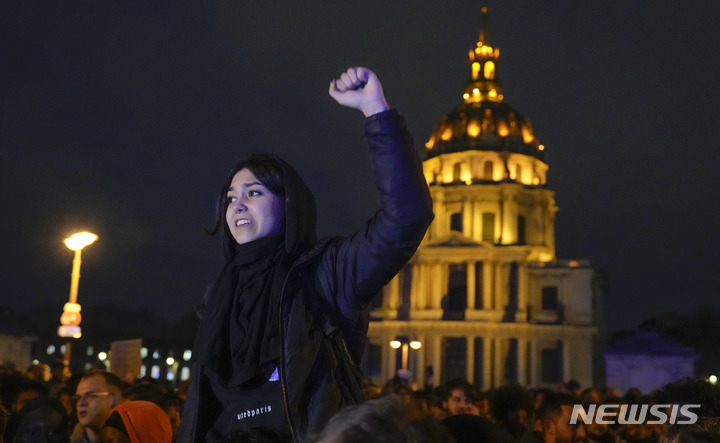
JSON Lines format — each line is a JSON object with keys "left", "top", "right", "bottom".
{"left": 178, "top": 109, "right": 433, "bottom": 442}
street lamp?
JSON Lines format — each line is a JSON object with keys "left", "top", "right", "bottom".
{"left": 58, "top": 232, "right": 98, "bottom": 366}
{"left": 390, "top": 337, "right": 422, "bottom": 379}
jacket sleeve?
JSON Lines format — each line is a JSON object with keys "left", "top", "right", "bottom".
{"left": 315, "top": 109, "right": 434, "bottom": 322}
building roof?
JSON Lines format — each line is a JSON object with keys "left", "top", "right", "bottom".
{"left": 424, "top": 7, "right": 545, "bottom": 161}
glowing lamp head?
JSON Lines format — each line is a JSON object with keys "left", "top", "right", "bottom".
{"left": 64, "top": 232, "right": 98, "bottom": 251}
{"left": 410, "top": 340, "right": 422, "bottom": 350}
{"left": 166, "top": 357, "right": 175, "bottom": 365}
{"left": 389, "top": 340, "right": 401, "bottom": 349}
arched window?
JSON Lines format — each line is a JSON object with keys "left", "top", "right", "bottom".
{"left": 483, "top": 161, "right": 494, "bottom": 180}
{"left": 484, "top": 61, "right": 495, "bottom": 79}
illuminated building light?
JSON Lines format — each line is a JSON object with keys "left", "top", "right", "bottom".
{"left": 181, "top": 367, "right": 191, "bottom": 381}
{"left": 47, "top": 345, "right": 56, "bottom": 355}
{"left": 32, "top": 359, "right": 39, "bottom": 365}
{"left": 167, "top": 372, "right": 175, "bottom": 381}
{"left": 472, "top": 62, "right": 481, "bottom": 80}
{"left": 522, "top": 126, "right": 534, "bottom": 143}
{"left": 484, "top": 62, "right": 495, "bottom": 79}
{"left": 426, "top": 136, "right": 435, "bottom": 150}
{"left": 497, "top": 122, "right": 509, "bottom": 137}
{"left": 141, "top": 347, "right": 148, "bottom": 358}
{"left": 538, "top": 144, "right": 545, "bottom": 151}
{"left": 183, "top": 350, "right": 192, "bottom": 361}
{"left": 467, "top": 121, "right": 480, "bottom": 137}
{"left": 86, "top": 346, "right": 94, "bottom": 356}
{"left": 166, "top": 357, "right": 175, "bottom": 366}
{"left": 710, "top": 375, "right": 717, "bottom": 384}
{"left": 472, "top": 88, "right": 480, "bottom": 95}
{"left": 98, "top": 352, "right": 107, "bottom": 361}
{"left": 152, "top": 350, "right": 160, "bottom": 360}
{"left": 463, "top": 93, "right": 470, "bottom": 100}
{"left": 568, "top": 260, "right": 580, "bottom": 268}
{"left": 441, "top": 127, "right": 452, "bottom": 141}
{"left": 151, "top": 365, "right": 160, "bottom": 379}
{"left": 140, "top": 365, "right": 146, "bottom": 377}
{"left": 489, "top": 89, "right": 497, "bottom": 98}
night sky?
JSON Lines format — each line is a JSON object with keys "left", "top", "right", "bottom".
{"left": 2, "top": 2, "right": 719, "bottom": 334}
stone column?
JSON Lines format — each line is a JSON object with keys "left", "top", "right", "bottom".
{"left": 518, "top": 262, "right": 528, "bottom": 319}
{"left": 517, "top": 338, "right": 528, "bottom": 385}
{"left": 467, "top": 261, "right": 476, "bottom": 310}
{"left": 433, "top": 263, "right": 445, "bottom": 309}
{"left": 432, "top": 336, "right": 443, "bottom": 385}
{"left": 482, "top": 337, "right": 492, "bottom": 390}
{"left": 466, "top": 335, "right": 475, "bottom": 383}
{"left": 493, "top": 338, "right": 504, "bottom": 387}
{"left": 562, "top": 338, "right": 571, "bottom": 383}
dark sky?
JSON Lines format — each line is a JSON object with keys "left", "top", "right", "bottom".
{"left": 2, "top": 1, "right": 719, "bottom": 334}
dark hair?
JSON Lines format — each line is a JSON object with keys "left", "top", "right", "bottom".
{"left": 80, "top": 368, "right": 127, "bottom": 394}
{"left": 209, "top": 154, "right": 286, "bottom": 257}
{"left": 440, "top": 378, "right": 477, "bottom": 402}
{"left": 535, "top": 391, "right": 578, "bottom": 422}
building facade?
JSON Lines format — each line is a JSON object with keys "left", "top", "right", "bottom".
{"left": 364, "top": 9, "right": 603, "bottom": 390}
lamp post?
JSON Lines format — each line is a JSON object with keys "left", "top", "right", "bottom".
{"left": 390, "top": 338, "right": 422, "bottom": 380}
{"left": 58, "top": 232, "right": 98, "bottom": 366}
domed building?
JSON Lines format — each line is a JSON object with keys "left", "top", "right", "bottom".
{"left": 364, "top": 9, "right": 604, "bottom": 390}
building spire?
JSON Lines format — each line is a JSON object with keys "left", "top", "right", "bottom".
{"left": 463, "top": 6, "right": 503, "bottom": 104}
{"left": 479, "top": 6, "right": 489, "bottom": 45}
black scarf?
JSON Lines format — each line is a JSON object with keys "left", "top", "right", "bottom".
{"left": 194, "top": 233, "right": 289, "bottom": 387}
{"left": 193, "top": 153, "right": 318, "bottom": 388}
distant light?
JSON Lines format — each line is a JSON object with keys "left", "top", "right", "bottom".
{"left": 410, "top": 341, "right": 422, "bottom": 350}
{"left": 64, "top": 232, "right": 98, "bottom": 251}
{"left": 141, "top": 347, "right": 148, "bottom": 358}
{"left": 181, "top": 367, "right": 191, "bottom": 381}
{"left": 47, "top": 345, "right": 56, "bottom": 355}
{"left": 86, "top": 346, "right": 94, "bottom": 356}
{"left": 183, "top": 350, "right": 192, "bottom": 361}
{"left": 568, "top": 260, "right": 580, "bottom": 268}
{"left": 472, "top": 88, "right": 480, "bottom": 95}
{"left": 152, "top": 350, "right": 160, "bottom": 360}
{"left": 166, "top": 357, "right": 175, "bottom": 366}
{"left": 710, "top": 375, "right": 717, "bottom": 384}
{"left": 463, "top": 93, "right": 470, "bottom": 100}
{"left": 151, "top": 365, "right": 160, "bottom": 379}
{"left": 32, "top": 359, "right": 39, "bottom": 365}
{"left": 167, "top": 372, "right": 175, "bottom": 381}
{"left": 538, "top": 144, "right": 545, "bottom": 151}
{"left": 390, "top": 340, "right": 402, "bottom": 349}
{"left": 98, "top": 352, "right": 107, "bottom": 361}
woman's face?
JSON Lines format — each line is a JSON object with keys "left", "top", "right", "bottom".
{"left": 226, "top": 168, "right": 284, "bottom": 245}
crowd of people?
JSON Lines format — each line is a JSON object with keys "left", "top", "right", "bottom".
{"left": 1, "top": 359, "right": 719, "bottom": 443}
